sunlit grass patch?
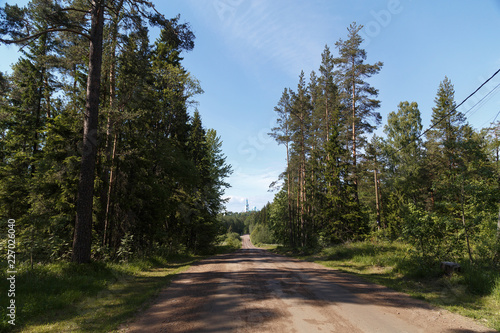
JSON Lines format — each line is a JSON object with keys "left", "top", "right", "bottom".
{"left": 0, "top": 253, "right": 209, "bottom": 332}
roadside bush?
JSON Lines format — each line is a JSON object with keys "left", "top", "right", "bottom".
{"left": 250, "top": 224, "right": 273, "bottom": 245}
{"left": 221, "top": 232, "right": 241, "bottom": 250}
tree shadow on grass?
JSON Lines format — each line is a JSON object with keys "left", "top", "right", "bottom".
{"left": 2, "top": 257, "right": 196, "bottom": 332}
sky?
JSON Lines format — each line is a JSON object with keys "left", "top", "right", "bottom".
{"left": 1, "top": 1, "right": 500, "bottom": 212}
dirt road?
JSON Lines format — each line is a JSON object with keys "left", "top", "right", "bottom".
{"left": 121, "top": 235, "right": 495, "bottom": 332}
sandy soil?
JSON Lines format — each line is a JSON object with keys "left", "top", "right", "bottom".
{"left": 119, "top": 235, "right": 496, "bottom": 333}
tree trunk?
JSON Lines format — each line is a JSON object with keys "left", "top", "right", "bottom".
{"left": 103, "top": 131, "right": 118, "bottom": 247}
{"left": 461, "top": 182, "right": 473, "bottom": 264}
{"left": 102, "top": 1, "right": 123, "bottom": 247}
{"left": 374, "top": 168, "right": 380, "bottom": 230}
{"left": 286, "top": 143, "right": 294, "bottom": 248}
{"left": 300, "top": 121, "right": 306, "bottom": 248}
{"left": 497, "top": 204, "right": 500, "bottom": 239}
{"left": 72, "top": 0, "right": 105, "bottom": 264}
{"left": 104, "top": 0, "right": 123, "bottom": 152}
{"left": 351, "top": 59, "right": 358, "bottom": 204}
{"left": 325, "top": 99, "right": 329, "bottom": 142}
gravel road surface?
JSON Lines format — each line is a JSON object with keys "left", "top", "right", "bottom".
{"left": 120, "top": 235, "right": 495, "bottom": 332}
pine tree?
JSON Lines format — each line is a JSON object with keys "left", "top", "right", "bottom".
{"left": 269, "top": 88, "right": 294, "bottom": 245}
{"left": 289, "top": 71, "right": 312, "bottom": 247}
{"left": 333, "top": 22, "right": 383, "bottom": 204}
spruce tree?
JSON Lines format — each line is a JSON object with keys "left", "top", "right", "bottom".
{"left": 382, "top": 101, "right": 424, "bottom": 236}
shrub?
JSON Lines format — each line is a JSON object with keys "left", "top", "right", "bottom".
{"left": 250, "top": 224, "right": 273, "bottom": 245}
{"left": 222, "top": 232, "right": 241, "bottom": 250}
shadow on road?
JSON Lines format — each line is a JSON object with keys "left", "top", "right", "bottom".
{"left": 125, "top": 243, "right": 496, "bottom": 333}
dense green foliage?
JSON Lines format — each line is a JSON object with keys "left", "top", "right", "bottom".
{"left": 268, "top": 22, "right": 500, "bottom": 268}
{"left": 250, "top": 224, "right": 273, "bottom": 246}
{"left": 218, "top": 232, "right": 242, "bottom": 251}
{"left": 269, "top": 23, "right": 382, "bottom": 248}
{"left": 0, "top": 1, "right": 231, "bottom": 264}
{"left": 217, "top": 206, "right": 274, "bottom": 246}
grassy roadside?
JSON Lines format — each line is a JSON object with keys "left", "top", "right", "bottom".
{"left": 0, "top": 245, "right": 239, "bottom": 333}
{"left": 271, "top": 241, "right": 500, "bottom": 331}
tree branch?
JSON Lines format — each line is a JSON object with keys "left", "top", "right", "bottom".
{"left": 59, "top": 7, "right": 91, "bottom": 15}
{"left": 0, "top": 27, "right": 91, "bottom": 44}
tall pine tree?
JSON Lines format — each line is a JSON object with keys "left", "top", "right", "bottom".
{"left": 333, "top": 22, "right": 383, "bottom": 205}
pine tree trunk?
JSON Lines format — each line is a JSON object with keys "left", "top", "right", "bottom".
{"left": 325, "top": 99, "right": 329, "bottom": 142}
{"left": 297, "top": 183, "right": 300, "bottom": 247}
{"left": 286, "top": 143, "right": 293, "bottom": 248}
{"left": 300, "top": 125, "right": 306, "bottom": 248}
{"left": 351, "top": 64, "right": 358, "bottom": 204}
{"left": 104, "top": 0, "right": 123, "bottom": 152}
{"left": 461, "top": 183, "right": 473, "bottom": 264}
{"left": 103, "top": 131, "right": 118, "bottom": 247}
{"left": 72, "top": 0, "right": 105, "bottom": 264}
{"left": 374, "top": 168, "right": 380, "bottom": 230}
{"left": 102, "top": 2, "right": 122, "bottom": 247}
{"left": 497, "top": 203, "right": 500, "bottom": 238}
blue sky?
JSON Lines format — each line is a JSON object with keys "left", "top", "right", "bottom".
{"left": 1, "top": 1, "right": 500, "bottom": 212}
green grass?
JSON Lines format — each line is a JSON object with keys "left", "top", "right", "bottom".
{"left": 0, "top": 251, "right": 228, "bottom": 333}
{"left": 272, "top": 241, "right": 500, "bottom": 331}
{"left": 255, "top": 244, "right": 279, "bottom": 250}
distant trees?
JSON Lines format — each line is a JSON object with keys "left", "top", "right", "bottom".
{"left": 218, "top": 207, "right": 271, "bottom": 239}
{"left": 0, "top": 1, "right": 231, "bottom": 263}
{"left": 268, "top": 22, "right": 499, "bottom": 265}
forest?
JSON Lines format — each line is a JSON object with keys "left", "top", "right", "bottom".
{"left": 0, "top": 0, "right": 232, "bottom": 264}
{"left": 1, "top": 2, "right": 500, "bottom": 331}
{"left": 263, "top": 22, "right": 500, "bottom": 265}
{"left": 0, "top": 1, "right": 499, "bottom": 269}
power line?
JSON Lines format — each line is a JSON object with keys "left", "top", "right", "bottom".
{"left": 397, "top": 68, "right": 500, "bottom": 152}
{"left": 421, "top": 68, "right": 500, "bottom": 140}
{"left": 462, "top": 81, "right": 500, "bottom": 119}
{"left": 490, "top": 108, "right": 500, "bottom": 126}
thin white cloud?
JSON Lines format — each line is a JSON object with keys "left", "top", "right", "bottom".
{"left": 223, "top": 167, "right": 280, "bottom": 212}
{"left": 187, "top": 0, "right": 340, "bottom": 78}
